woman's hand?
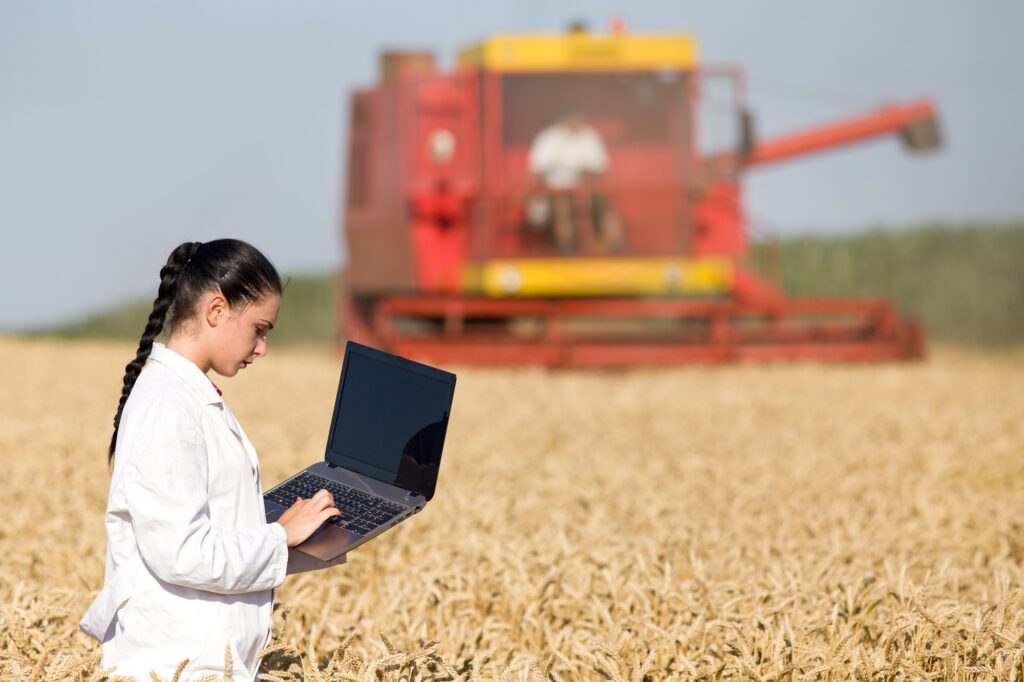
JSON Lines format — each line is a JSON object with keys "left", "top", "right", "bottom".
{"left": 275, "top": 489, "right": 341, "bottom": 548}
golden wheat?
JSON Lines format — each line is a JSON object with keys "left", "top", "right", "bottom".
{"left": 0, "top": 336, "right": 1022, "bottom": 680}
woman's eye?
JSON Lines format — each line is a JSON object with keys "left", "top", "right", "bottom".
{"left": 256, "top": 326, "right": 269, "bottom": 338}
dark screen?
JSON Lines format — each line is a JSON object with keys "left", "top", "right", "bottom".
{"left": 326, "top": 347, "right": 453, "bottom": 499}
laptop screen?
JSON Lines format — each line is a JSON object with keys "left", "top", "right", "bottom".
{"left": 325, "top": 343, "right": 455, "bottom": 500}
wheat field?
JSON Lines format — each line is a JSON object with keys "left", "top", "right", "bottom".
{"left": 1, "top": 336, "right": 1022, "bottom": 680}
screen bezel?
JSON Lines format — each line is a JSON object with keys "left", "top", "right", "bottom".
{"left": 324, "top": 341, "right": 456, "bottom": 501}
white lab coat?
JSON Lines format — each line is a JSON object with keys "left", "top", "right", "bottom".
{"left": 80, "top": 343, "right": 343, "bottom": 681}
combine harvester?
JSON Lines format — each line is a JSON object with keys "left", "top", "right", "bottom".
{"left": 340, "top": 24, "right": 941, "bottom": 366}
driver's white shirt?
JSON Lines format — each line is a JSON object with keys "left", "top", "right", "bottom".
{"left": 528, "top": 122, "right": 609, "bottom": 189}
{"left": 80, "top": 343, "right": 289, "bottom": 680}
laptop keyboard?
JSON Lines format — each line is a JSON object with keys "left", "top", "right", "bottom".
{"left": 265, "top": 471, "right": 406, "bottom": 536}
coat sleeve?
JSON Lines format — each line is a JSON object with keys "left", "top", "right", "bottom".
{"left": 123, "top": 400, "right": 289, "bottom": 595}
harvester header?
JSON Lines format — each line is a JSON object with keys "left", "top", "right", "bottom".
{"left": 341, "top": 25, "right": 941, "bottom": 366}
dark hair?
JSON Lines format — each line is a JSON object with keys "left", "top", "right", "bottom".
{"left": 108, "top": 239, "right": 282, "bottom": 464}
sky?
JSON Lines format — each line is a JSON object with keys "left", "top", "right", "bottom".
{"left": 1, "top": 1, "right": 1022, "bottom": 330}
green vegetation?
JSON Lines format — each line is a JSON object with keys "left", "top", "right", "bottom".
{"left": 36, "top": 223, "right": 1024, "bottom": 348}
{"left": 272, "top": 272, "right": 342, "bottom": 345}
{"left": 41, "top": 299, "right": 159, "bottom": 342}
{"left": 38, "top": 273, "right": 342, "bottom": 347}
{"left": 753, "top": 222, "right": 1024, "bottom": 347}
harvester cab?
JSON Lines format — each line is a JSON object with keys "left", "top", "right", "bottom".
{"left": 342, "top": 26, "right": 941, "bottom": 366}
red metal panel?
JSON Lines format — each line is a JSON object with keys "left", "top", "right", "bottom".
{"left": 691, "top": 181, "right": 745, "bottom": 258}
{"left": 344, "top": 86, "right": 419, "bottom": 294}
{"left": 408, "top": 76, "right": 473, "bottom": 293}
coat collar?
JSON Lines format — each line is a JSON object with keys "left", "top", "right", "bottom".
{"left": 149, "top": 342, "right": 224, "bottom": 407}
{"left": 148, "top": 343, "right": 260, "bottom": 477}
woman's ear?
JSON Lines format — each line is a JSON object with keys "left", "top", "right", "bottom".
{"left": 204, "top": 292, "right": 229, "bottom": 328}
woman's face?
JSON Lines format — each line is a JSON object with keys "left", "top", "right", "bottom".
{"left": 208, "top": 293, "right": 281, "bottom": 377}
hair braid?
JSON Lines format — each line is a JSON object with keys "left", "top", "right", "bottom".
{"left": 108, "top": 241, "right": 203, "bottom": 464}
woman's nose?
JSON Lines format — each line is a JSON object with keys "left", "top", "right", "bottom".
{"left": 255, "top": 338, "right": 268, "bottom": 357}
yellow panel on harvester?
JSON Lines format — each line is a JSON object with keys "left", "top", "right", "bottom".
{"left": 463, "top": 258, "right": 733, "bottom": 298}
{"left": 457, "top": 32, "right": 698, "bottom": 72}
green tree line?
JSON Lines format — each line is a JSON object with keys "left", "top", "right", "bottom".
{"left": 754, "top": 222, "right": 1024, "bottom": 347}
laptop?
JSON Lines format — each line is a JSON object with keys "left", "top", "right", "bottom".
{"left": 263, "top": 341, "right": 456, "bottom": 561}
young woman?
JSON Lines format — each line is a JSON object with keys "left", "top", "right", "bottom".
{"left": 80, "top": 240, "right": 343, "bottom": 680}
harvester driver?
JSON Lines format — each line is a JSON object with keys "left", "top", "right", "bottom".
{"left": 527, "top": 109, "right": 624, "bottom": 255}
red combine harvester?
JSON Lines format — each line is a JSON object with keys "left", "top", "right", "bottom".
{"left": 340, "top": 27, "right": 941, "bottom": 366}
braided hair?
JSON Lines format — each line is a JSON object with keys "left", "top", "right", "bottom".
{"left": 108, "top": 239, "right": 282, "bottom": 464}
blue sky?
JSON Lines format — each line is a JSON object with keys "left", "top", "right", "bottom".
{"left": 1, "top": 1, "right": 1022, "bottom": 329}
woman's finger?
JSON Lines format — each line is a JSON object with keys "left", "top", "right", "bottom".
{"left": 315, "top": 489, "right": 336, "bottom": 509}
{"left": 319, "top": 507, "right": 341, "bottom": 524}
{"left": 311, "top": 488, "right": 333, "bottom": 506}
